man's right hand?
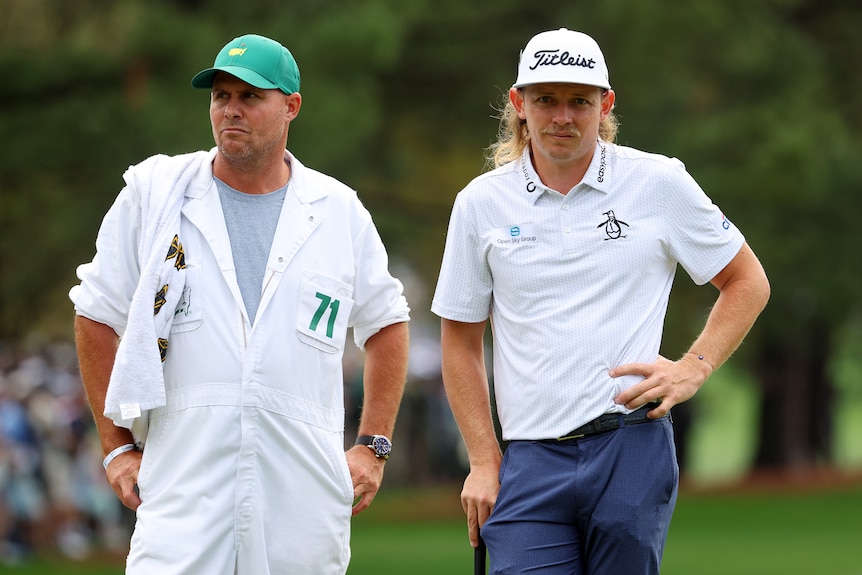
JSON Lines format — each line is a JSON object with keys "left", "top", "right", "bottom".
{"left": 106, "top": 449, "right": 143, "bottom": 510}
{"left": 461, "top": 463, "right": 500, "bottom": 548}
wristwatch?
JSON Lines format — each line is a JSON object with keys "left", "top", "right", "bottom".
{"left": 355, "top": 435, "right": 392, "bottom": 460}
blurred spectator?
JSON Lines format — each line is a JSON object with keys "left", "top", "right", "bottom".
{"left": 0, "top": 341, "right": 131, "bottom": 564}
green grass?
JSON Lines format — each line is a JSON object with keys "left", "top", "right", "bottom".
{"left": 350, "top": 521, "right": 471, "bottom": 574}
{"left": 0, "top": 557, "right": 122, "bottom": 574}
{"left": 5, "top": 484, "right": 860, "bottom": 574}
{"left": 661, "top": 487, "right": 862, "bottom": 575}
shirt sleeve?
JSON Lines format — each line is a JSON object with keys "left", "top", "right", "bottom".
{"left": 662, "top": 161, "right": 745, "bottom": 286}
{"left": 68, "top": 186, "right": 142, "bottom": 336}
{"left": 431, "top": 189, "right": 494, "bottom": 322}
{"left": 348, "top": 202, "right": 410, "bottom": 350}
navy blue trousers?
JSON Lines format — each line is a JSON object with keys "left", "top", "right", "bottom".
{"left": 481, "top": 417, "right": 678, "bottom": 574}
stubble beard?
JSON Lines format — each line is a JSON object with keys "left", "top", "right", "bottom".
{"left": 544, "top": 129, "right": 584, "bottom": 163}
{"left": 217, "top": 134, "right": 282, "bottom": 173}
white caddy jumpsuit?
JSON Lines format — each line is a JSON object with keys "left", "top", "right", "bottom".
{"left": 71, "top": 149, "right": 410, "bottom": 575}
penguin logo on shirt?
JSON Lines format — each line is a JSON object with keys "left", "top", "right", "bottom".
{"left": 597, "top": 210, "right": 629, "bottom": 240}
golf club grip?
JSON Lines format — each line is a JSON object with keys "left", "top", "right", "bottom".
{"left": 474, "top": 537, "right": 486, "bottom": 574}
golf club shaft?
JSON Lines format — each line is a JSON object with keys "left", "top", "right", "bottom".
{"left": 474, "top": 536, "right": 486, "bottom": 574}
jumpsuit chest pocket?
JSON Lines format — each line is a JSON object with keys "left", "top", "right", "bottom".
{"left": 296, "top": 271, "right": 354, "bottom": 353}
{"left": 169, "top": 264, "right": 203, "bottom": 333}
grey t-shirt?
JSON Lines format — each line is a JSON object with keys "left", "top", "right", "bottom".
{"left": 214, "top": 177, "right": 287, "bottom": 324}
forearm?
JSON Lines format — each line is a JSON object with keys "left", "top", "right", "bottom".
{"left": 686, "top": 243, "right": 770, "bottom": 372}
{"left": 685, "top": 282, "right": 767, "bottom": 372}
{"left": 357, "top": 321, "right": 409, "bottom": 437}
{"left": 441, "top": 319, "right": 502, "bottom": 469}
{"left": 74, "top": 315, "right": 134, "bottom": 454}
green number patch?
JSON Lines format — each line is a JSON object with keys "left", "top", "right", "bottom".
{"left": 309, "top": 292, "right": 341, "bottom": 338}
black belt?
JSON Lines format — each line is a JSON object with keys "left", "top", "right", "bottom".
{"left": 553, "top": 402, "right": 666, "bottom": 442}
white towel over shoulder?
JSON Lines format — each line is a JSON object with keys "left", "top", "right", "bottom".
{"left": 105, "top": 151, "right": 211, "bottom": 439}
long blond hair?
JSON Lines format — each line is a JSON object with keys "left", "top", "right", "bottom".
{"left": 485, "top": 90, "right": 620, "bottom": 169}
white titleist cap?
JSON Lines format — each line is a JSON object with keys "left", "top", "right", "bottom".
{"left": 513, "top": 28, "right": 611, "bottom": 90}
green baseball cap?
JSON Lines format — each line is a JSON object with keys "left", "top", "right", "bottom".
{"left": 191, "top": 34, "right": 300, "bottom": 94}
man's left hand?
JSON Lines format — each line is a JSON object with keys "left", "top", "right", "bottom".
{"left": 346, "top": 444, "right": 386, "bottom": 516}
{"left": 610, "top": 354, "right": 713, "bottom": 418}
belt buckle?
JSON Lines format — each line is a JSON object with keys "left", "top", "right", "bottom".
{"left": 556, "top": 433, "right": 585, "bottom": 441}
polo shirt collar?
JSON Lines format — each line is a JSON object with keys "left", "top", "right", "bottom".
{"left": 584, "top": 140, "right": 612, "bottom": 195}
{"left": 518, "top": 141, "right": 612, "bottom": 205}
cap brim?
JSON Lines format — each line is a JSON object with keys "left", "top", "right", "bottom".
{"left": 512, "top": 79, "right": 611, "bottom": 90}
{"left": 191, "top": 66, "right": 280, "bottom": 90}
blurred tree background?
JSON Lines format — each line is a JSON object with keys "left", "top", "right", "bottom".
{"left": 1, "top": 0, "right": 861, "bottom": 483}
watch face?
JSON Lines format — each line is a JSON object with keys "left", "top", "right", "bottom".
{"left": 371, "top": 435, "right": 392, "bottom": 457}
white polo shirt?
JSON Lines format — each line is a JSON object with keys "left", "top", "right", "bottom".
{"left": 432, "top": 142, "right": 744, "bottom": 440}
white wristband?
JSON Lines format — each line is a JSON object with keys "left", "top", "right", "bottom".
{"left": 103, "top": 443, "right": 138, "bottom": 470}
